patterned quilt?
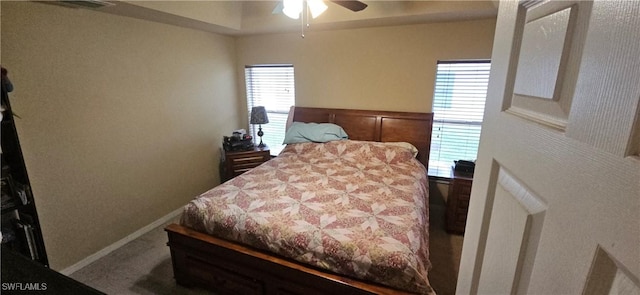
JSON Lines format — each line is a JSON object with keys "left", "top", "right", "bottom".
{"left": 181, "top": 140, "right": 434, "bottom": 294}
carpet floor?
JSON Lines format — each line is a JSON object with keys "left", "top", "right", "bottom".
{"left": 70, "top": 205, "right": 463, "bottom": 295}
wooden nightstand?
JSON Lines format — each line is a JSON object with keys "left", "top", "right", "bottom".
{"left": 222, "top": 146, "right": 270, "bottom": 182}
{"left": 446, "top": 167, "right": 473, "bottom": 234}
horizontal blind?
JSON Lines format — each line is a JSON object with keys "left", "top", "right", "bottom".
{"left": 245, "top": 65, "right": 295, "bottom": 155}
{"left": 429, "top": 61, "right": 491, "bottom": 177}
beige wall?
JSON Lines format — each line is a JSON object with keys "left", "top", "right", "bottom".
{"left": 236, "top": 19, "right": 496, "bottom": 204}
{"left": 1, "top": 2, "right": 240, "bottom": 270}
{"left": 236, "top": 18, "right": 496, "bottom": 121}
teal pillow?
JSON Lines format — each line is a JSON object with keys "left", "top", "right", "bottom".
{"left": 283, "top": 122, "right": 349, "bottom": 144}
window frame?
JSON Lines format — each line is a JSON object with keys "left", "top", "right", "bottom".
{"left": 428, "top": 60, "right": 491, "bottom": 178}
{"left": 245, "top": 64, "right": 295, "bottom": 156}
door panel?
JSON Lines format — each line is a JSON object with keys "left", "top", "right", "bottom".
{"left": 457, "top": 0, "right": 640, "bottom": 294}
{"left": 584, "top": 246, "right": 640, "bottom": 295}
{"left": 477, "top": 167, "right": 547, "bottom": 295}
{"left": 507, "top": 0, "right": 591, "bottom": 132}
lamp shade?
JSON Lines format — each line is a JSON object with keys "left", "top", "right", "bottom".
{"left": 250, "top": 106, "right": 269, "bottom": 124}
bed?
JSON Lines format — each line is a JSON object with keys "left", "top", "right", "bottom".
{"left": 166, "top": 107, "right": 434, "bottom": 295}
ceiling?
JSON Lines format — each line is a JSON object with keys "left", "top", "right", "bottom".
{"left": 67, "top": 0, "right": 499, "bottom": 36}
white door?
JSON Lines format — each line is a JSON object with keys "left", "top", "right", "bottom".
{"left": 456, "top": 0, "right": 640, "bottom": 294}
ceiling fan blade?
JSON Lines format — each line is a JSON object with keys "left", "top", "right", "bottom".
{"left": 272, "top": 2, "right": 284, "bottom": 14}
{"left": 331, "top": 1, "right": 368, "bottom": 12}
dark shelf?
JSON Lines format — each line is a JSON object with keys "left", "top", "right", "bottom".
{"left": 2, "top": 245, "right": 105, "bottom": 294}
{"left": 1, "top": 75, "right": 48, "bottom": 266}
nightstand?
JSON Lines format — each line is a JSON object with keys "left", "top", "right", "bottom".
{"left": 222, "top": 146, "right": 270, "bottom": 182}
{"left": 445, "top": 167, "right": 473, "bottom": 234}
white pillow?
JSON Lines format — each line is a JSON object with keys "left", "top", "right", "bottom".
{"left": 384, "top": 142, "right": 419, "bottom": 158}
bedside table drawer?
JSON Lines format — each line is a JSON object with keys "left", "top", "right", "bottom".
{"left": 446, "top": 168, "right": 473, "bottom": 234}
{"left": 457, "top": 197, "right": 470, "bottom": 210}
{"left": 223, "top": 147, "right": 270, "bottom": 182}
{"left": 231, "top": 161, "right": 264, "bottom": 175}
{"left": 231, "top": 156, "right": 267, "bottom": 164}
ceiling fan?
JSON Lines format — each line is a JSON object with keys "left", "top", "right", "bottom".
{"left": 273, "top": 0, "right": 367, "bottom": 37}
{"left": 274, "top": 0, "right": 368, "bottom": 20}
{"left": 328, "top": 1, "right": 368, "bottom": 12}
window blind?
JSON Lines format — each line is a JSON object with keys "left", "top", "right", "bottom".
{"left": 429, "top": 61, "right": 491, "bottom": 178}
{"left": 245, "top": 65, "right": 295, "bottom": 156}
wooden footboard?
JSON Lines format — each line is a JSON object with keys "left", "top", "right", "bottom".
{"left": 165, "top": 223, "right": 416, "bottom": 295}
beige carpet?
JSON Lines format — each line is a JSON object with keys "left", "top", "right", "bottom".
{"left": 70, "top": 206, "right": 463, "bottom": 295}
{"left": 427, "top": 205, "right": 465, "bottom": 295}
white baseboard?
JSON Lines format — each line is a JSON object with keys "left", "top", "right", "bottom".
{"left": 60, "top": 207, "right": 183, "bottom": 276}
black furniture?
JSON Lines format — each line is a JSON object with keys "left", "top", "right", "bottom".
{"left": 1, "top": 72, "right": 48, "bottom": 266}
{"left": 1, "top": 245, "right": 105, "bottom": 295}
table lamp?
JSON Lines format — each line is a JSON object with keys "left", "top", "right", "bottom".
{"left": 250, "top": 106, "right": 269, "bottom": 147}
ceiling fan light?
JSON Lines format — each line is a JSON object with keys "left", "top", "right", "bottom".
{"left": 308, "top": 0, "right": 327, "bottom": 18}
{"left": 283, "top": 0, "right": 302, "bottom": 19}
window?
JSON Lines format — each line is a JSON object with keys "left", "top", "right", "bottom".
{"left": 429, "top": 60, "right": 491, "bottom": 177}
{"left": 245, "top": 65, "right": 295, "bottom": 156}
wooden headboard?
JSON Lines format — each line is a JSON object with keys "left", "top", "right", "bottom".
{"left": 292, "top": 107, "right": 434, "bottom": 168}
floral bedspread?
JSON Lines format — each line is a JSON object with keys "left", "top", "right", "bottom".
{"left": 181, "top": 140, "right": 433, "bottom": 294}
